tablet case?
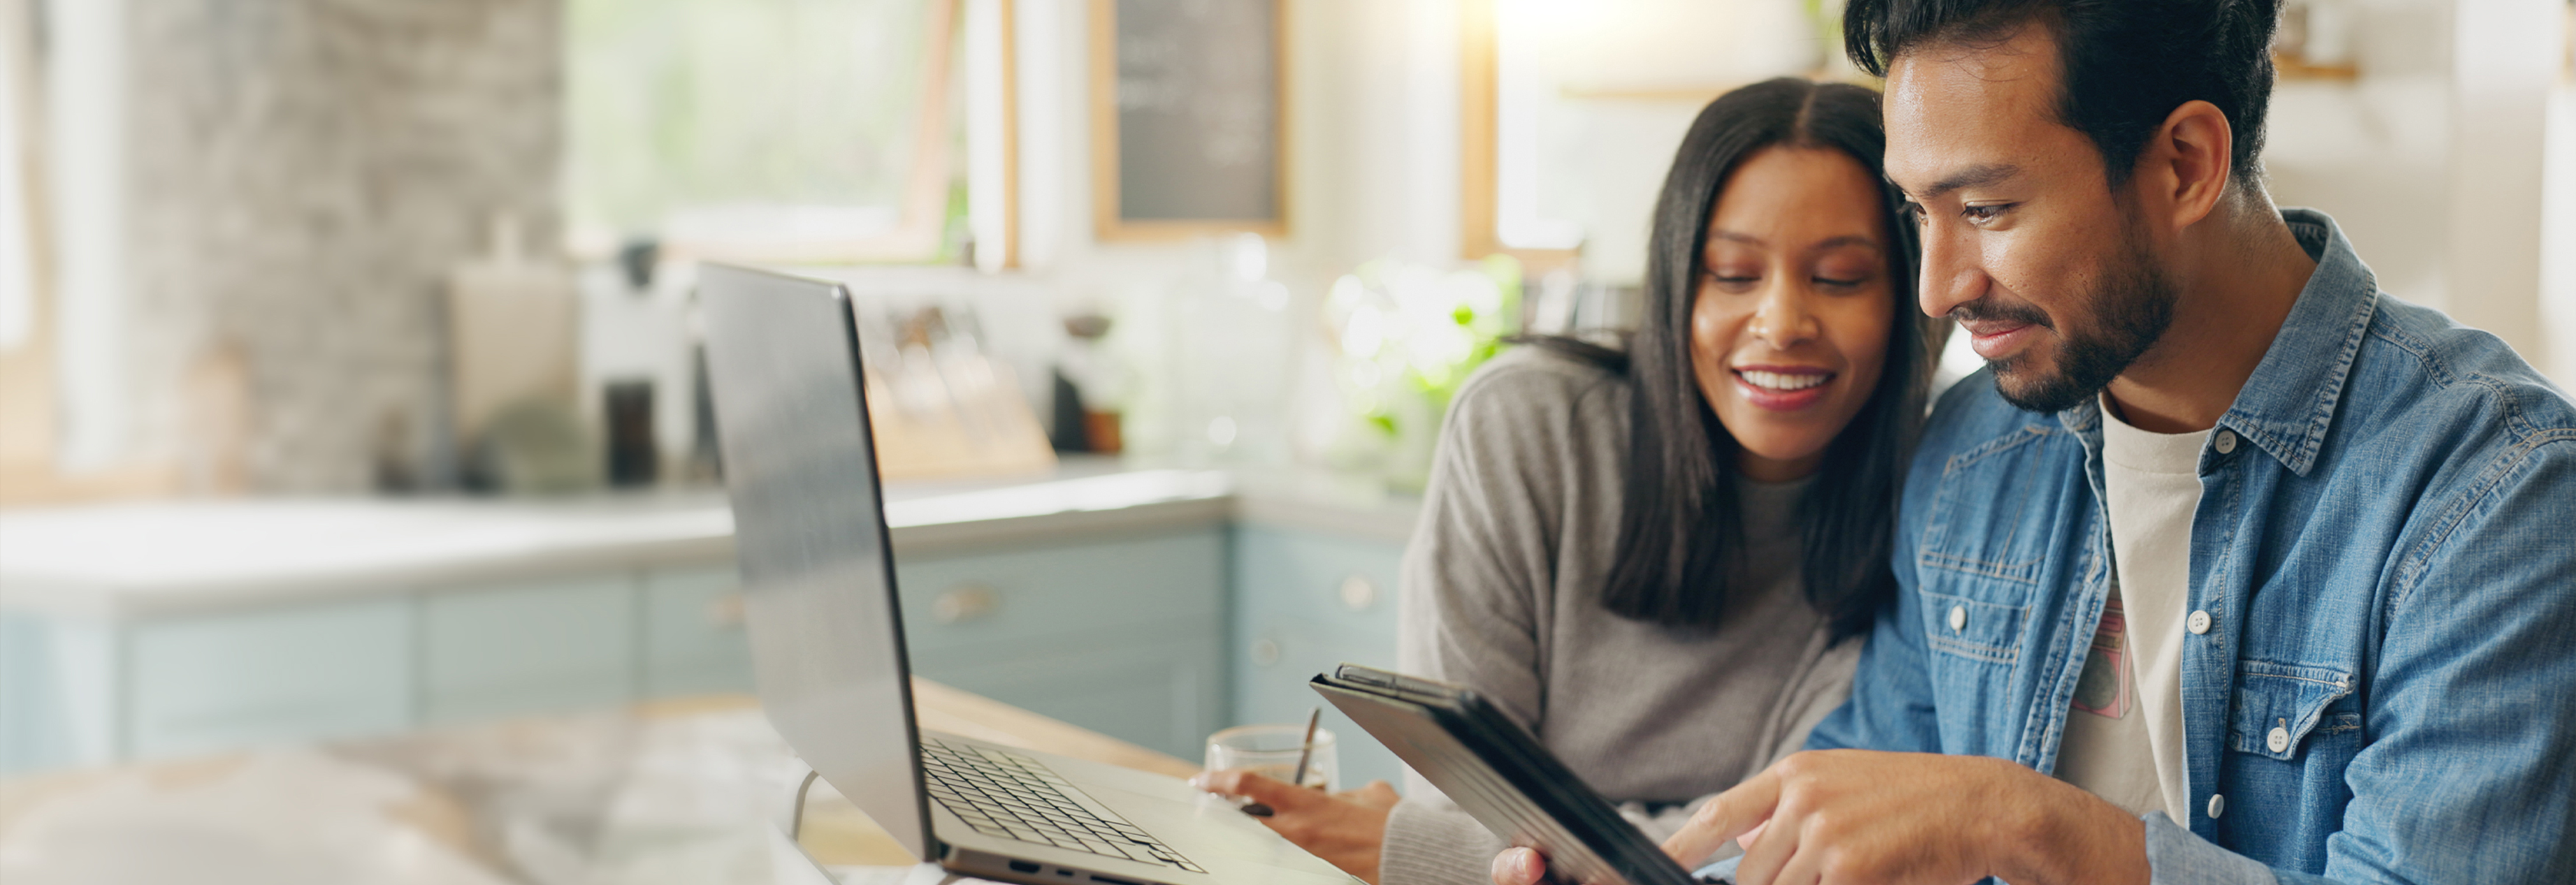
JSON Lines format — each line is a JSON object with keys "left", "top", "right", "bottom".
{"left": 1311, "top": 664, "right": 1706, "bottom": 885}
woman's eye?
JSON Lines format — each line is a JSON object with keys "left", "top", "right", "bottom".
{"left": 1814, "top": 276, "right": 1867, "bottom": 288}
{"left": 1705, "top": 271, "right": 1760, "bottom": 287}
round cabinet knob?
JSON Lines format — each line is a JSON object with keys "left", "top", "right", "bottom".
{"left": 1948, "top": 605, "right": 1968, "bottom": 633}
{"left": 1338, "top": 574, "right": 1378, "bottom": 611}
{"left": 705, "top": 589, "right": 746, "bottom": 628}
{"left": 932, "top": 583, "right": 1001, "bottom": 625}
{"left": 1250, "top": 638, "right": 1282, "bottom": 667}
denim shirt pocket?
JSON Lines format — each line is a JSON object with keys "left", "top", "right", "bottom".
{"left": 1916, "top": 424, "right": 2079, "bottom": 590}
{"left": 1922, "top": 590, "right": 2029, "bottom": 666}
{"left": 2227, "top": 660, "right": 2359, "bottom": 761}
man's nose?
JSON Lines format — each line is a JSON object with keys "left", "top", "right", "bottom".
{"left": 1916, "top": 223, "right": 1983, "bottom": 319}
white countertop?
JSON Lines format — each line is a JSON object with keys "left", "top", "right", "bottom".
{"left": 0, "top": 466, "right": 1418, "bottom": 620}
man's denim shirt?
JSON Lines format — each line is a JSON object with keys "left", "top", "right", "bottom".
{"left": 1753, "top": 209, "right": 2576, "bottom": 884}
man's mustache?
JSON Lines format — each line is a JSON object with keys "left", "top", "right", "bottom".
{"left": 1948, "top": 297, "right": 2052, "bottom": 330}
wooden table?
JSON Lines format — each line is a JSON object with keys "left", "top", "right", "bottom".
{"left": 799, "top": 678, "right": 1199, "bottom": 866}
{"left": 0, "top": 679, "right": 1201, "bottom": 879}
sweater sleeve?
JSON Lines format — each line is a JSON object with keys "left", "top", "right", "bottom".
{"left": 1391, "top": 359, "right": 1568, "bottom": 726}
{"left": 1379, "top": 355, "right": 1598, "bottom": 885}
{"left": 1379, "top": 799, "right": 1512, "bottom": 885}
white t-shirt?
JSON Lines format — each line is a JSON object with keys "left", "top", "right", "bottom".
{"left": 2055, "top": 395, "right": 2204, "bottom": 826}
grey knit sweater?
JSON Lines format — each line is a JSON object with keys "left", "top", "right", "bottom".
{"left": 1377, "top": 347, "right": 1862, "bottom": 885}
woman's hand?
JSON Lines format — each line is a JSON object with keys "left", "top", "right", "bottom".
{"left": 1193, "top": 769, "right": 1401, "bottom": 884}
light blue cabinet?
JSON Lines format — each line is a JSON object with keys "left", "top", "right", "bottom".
{"left": 422, "top": 576, "right": 639, "bottom": 724}
{"left": 1230, "top": 525, "right": 1409, "bottom": 789}
{"left": 0, "top": 612, "right": 112, "bottom": 772}
{"left": 642, "top": 566, "right": 755, "bottom": 697}
{"left": 897, "top": 529, "right": 1228, "bottom": 759}
{"left": 927, "top": 634, "right": 1224, "bottom": 759}
{"left": 129, "top": 599, "right": 413, "bottom": 759}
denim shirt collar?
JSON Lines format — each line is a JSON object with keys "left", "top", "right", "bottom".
{"left": 2053, "top": 208, "right": 2377, "bottom": 477}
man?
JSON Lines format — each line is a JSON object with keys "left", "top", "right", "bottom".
{"left": 1484, "top": 0, "right": 2576, "bottom": 882}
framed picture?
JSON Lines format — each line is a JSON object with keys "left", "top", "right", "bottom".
{"left": 1089, "top": 0, "right": 1289, "bottom": 242}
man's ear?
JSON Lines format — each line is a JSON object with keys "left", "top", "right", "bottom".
{"left": 2142, "top": 99, "right": 2232, "bottom": 232}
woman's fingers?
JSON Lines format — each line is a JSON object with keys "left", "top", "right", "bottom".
{"left": 1192, "top": 770, "right": 1319, "bottom": 812}
{"left": 1342, "top": 780, "right": 1401, "bottom": 808}
{"left": 1489, "top": 847, "right": 1547, "bottom": 885}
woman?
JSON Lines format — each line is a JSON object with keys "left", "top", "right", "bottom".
{"left": 1198, "top": 78, "right": 1943, "bottom": 884}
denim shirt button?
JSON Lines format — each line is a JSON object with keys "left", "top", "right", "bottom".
{"left": 1948, "top": 604, "right": 1967, "bottom": 632}
{"left": 2268, "top": 726, "right": 2292, "bottom": 754}
{"left": 2207, "top": 794, "right": 2227, "bottom": 819}
{"left": 2187, "top": 610, "right": 2213, "bottom": 634}
{"left": 2214, "top": 430, "right": 2238, "bottom": 455}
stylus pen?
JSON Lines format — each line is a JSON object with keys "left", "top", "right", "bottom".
{"left": 1289, "top": 706, "right": 1322, "bottom": 789}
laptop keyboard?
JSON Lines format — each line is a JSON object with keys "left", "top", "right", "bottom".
{"left": 920, "top": 738, "right": 1206, "bottom": 874}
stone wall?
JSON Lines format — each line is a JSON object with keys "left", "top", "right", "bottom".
{"left": 121, "top": 0, "right": 560, "bottom": 492}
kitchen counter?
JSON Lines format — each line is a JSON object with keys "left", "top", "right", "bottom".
{"left": 0, "top": 464, "right": 1420, "bottom": 620}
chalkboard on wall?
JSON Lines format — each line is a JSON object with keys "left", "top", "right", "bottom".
{"left": 1090, "top": 0, "right": 1287, "bottom": 240}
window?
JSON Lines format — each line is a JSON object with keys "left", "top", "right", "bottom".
{"left": 563, "top": 0, "right": 971, "bottom": 263}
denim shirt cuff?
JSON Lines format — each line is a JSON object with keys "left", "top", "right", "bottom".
{"left": 2144, "top": 812, "right": 2278, "bottom": 885}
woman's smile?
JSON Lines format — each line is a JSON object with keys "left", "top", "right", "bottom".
{"left": 1732, "top": 365, "right": 1839, "bottom": 411}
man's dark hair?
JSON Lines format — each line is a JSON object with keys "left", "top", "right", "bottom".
{"left": 1526, "top": 78, "right": 1941, "bottom": 643}
{"left": 1843, "top": 0, "right": 2282, "bottom": 189}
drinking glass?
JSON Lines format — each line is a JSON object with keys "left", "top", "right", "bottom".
{"left": 1203, "top": 722, "right": 1339, "bottom": 792}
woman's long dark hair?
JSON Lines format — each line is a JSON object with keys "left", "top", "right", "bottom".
{"left": 1532, "top": 77, "right": 1939, "bottom": 643}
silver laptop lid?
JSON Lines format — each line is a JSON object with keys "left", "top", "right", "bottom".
{"left": 698, "top": 263, "right": 934, "bottom": 861}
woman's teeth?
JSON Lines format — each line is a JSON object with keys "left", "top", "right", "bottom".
{"left": 1738, "top": 370, "right": 1829, "bottom": 391}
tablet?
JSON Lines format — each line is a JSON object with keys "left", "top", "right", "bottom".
{"left": 1311, "top": 664, "right": 1705, "bottom": 885}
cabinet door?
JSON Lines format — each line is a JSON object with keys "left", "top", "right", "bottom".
{"left": 1229, "top": 525, "right": 1408, "bottom": 789}
{"left": 892, "top": 529, "right": 1226, "bottom": 657}
{"left": 0, "top": 611, "right": 115, "bottom": 773}
{"left": 642, "top": 566, "right": 754, "bottom": 697}
{"left": 895, "top": 529, "right": 1227, "bottom": 759}
{"left": 421, "top": 576, "right": 637, "bottom": 724}
{"left": 129, "top": 599, "right": 412, "bottom": 759}
{"left": 925, "top": 633, "right": 1224, "bottom": 760}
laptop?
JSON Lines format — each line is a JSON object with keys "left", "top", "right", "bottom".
{"left": 698, "top": 263, "right": 1356, "bottom": 885}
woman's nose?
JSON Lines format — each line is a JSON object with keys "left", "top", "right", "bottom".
{"left": 1748, "top": 283, "right": 1819, "bottom": 347}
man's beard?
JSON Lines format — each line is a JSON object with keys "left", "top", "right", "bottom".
{"left": 1957, "top": 230, "right": 2176, "bottom": 413}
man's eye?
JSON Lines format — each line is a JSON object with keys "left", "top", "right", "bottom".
{"left": 1902, "top": 203, "right": 1928, "bottom": 226}
{"left": 1962, "top": 203, "right": 2015, "bottom": 223}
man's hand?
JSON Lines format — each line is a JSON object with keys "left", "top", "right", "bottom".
{"left": 1194, "top": 769, "right": 1401, "bottom": 884}
{"left": 1670, "top": 750, "right": 2146, "bottom": 885}
{"left": 1488, "top": 750, "right": 2148, "bottom": 885}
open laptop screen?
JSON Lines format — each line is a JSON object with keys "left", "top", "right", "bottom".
{"left": 698, "top": 263, "right": 934, "bottom": 861}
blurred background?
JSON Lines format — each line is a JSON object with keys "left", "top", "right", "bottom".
{"left": 0, "top": 1, "right": 2568, "bottom": 883}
